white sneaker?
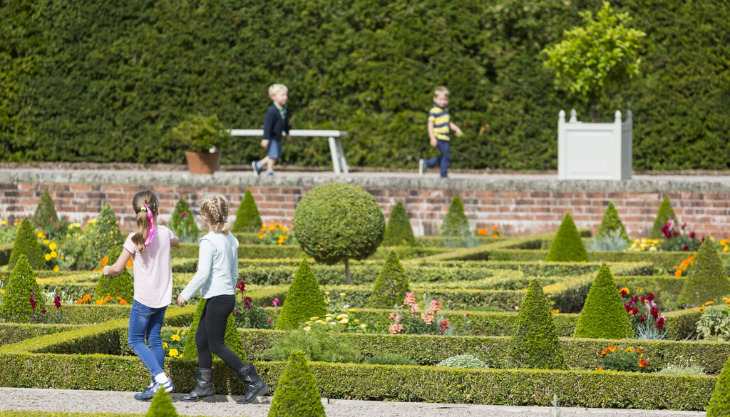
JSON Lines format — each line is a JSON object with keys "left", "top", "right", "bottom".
{"left": 252, "top": 161, "right": 261, "bottom": 177}
{"left": 418, "top": 159, "right": 425, "bottom": 176}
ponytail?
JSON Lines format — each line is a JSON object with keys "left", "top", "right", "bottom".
{"left": 131, "top": 191, "right": 159, "bottom": 253}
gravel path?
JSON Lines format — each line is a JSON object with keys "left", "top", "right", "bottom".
{"left": 0, "top": 388, "right": 706, "bottom": 417}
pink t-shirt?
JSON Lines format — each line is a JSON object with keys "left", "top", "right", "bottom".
{"left": 123, "top": 225, "right": 174, "bottom": 308}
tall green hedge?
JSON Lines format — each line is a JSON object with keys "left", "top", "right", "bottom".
{"left": 1, "top": 0, "right": 728, "bottom": 170}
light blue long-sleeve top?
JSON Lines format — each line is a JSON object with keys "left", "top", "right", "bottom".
{"left": 179, "top": 231, "right": 239, "bottom": 301}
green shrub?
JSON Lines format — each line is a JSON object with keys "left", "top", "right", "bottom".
{"left": 364, "top": 354, "right": 418, "bottom": 366}
{"left": 275, "top": 259, "right": 327, "bottom": 330}
{"left": 508, "top": 279, "right": 567, "bottom": 370}
{"left": 82, "top": 204, "right": 123, "bottom": 270}
{"left": 146, "top": 388, "right": 179, "bottom": 417}
{"left": 596, "top": 202, "right": 629, "bottom": 242}
{"left": 707, "top": 355, "right": 730, "bottom": 416}
{"left": 382, "top": 201, "right": 416, "bottom": 247}
{"left": 293, "top": 183, "right": 384, "bottom": 284}
{"left": 94, "top": 247, "right": 133, "bottom": 303}
{"left": 182, "top": 299, "right": 245, "bottom": 361}
{"left": 574, "top": 264, "right": 634, "bottom": 339}
{"left": 264, "top": 325, "right": 361, "bottom": 363}
{"left": 650, "top": 196, "right": 678, "bottom": 239}
{"left": 267, "top": 350, "right": 326, "bottom": 417}
{"left": 546, "top": 212, "right": 588, "bottom": 262}
{"left": 0, "top": 255, "right": 45, "bottom": 322}
{"left": 232, "top": 190, "right": 262, "bottom": 233}
{"left": 678, "top": 239, "right": 730, "bottom": 306}
{"left": 168, "top": 198, "right": 200, "bottom": 243}
{"left": 8, "top": 218, "right": 45, "bottom": 270}
{"left": 440, "top": 195, "right": 475, "bottom": 247}
{"left": 369, "top": 250, "right": 410, "bottom": 309}
{"left": 696, "top": 306, "right": 730, "bottom": 341}
{"left": 31, "top": 190, "right": 59, "bottom": 231}
{"left": 586, "top": 232, "right": 630, "bottom": 252}
{"left": 436, "top": 354, "right": 488, "bottom": 369}
{"left": 658, "top": 365, "right": 706, "bottom": 376}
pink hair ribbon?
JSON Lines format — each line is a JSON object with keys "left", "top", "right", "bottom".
{"left": 144, "top": 204, "right": 156, "bottom": 246}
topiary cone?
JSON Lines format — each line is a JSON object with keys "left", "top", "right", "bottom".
{"left": 32, "top": 190, "right": 59, "bottom": 231}
{"left": 440, "top": 194, "right": 471, "bottom": 237}
{"left": 232, "top": 190, "right": 262, "bottom": 233}
{"left": 267, "top": 350, "right": 326, "bottom": 417}
{"left": 546, "top": 212, "right": 588, "bottom": 262}
{"left": 678, "top": 239, "right": 730, "bottom": 306}
{"left": 649, "top": 196, "right": 678, "bottom": 239}
{"left": 83, "top": 203, "right": 123, "bottom": 270}
{"left": 574, "top": 264, "right": 634, "bottom": 339}
{"left": 94, "top": 246, "right": 133, "bottom": 303}
{"left": 508, "top": 279, "right": 567, "bottom": 369}
{"left": 275, "top": 258, "right": 328, "bottom": 330}
{"left": 182, "top": 299, "right": 246, "bottom": 361}
{"left": 707, "top": 355, "right": 730, "bottom": 416}
{"left": 596, "top": 201, "right": 629, "bottom": 242}
{"left": 8, "top": 217, "right": 46, "bottom": 270}
{"left": 0, "top": 255, "right": 45, "bottom": 322}
{"left": 169, "top": 197, "right": 199, "bottom": 242}
{"left": 369, "top": 250, "right": 410, "bottom": 309}
{"left": 146, "top": 387, "right": 179, "bottom": 416}
{"left": 382, "top": 201, "right": 416, "bottom": 247}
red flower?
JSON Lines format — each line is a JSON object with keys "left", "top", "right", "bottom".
{"left": 640, "top": 296, "right": 646, "bottom": 303}
{"left": 236, "top": 281, "right": 246, "bottom": 292}
{"left": 689, "top": 232, "right": 696, "bottom": 239}
{"left": 243, "top": 296, "right": 253, "bottom": 309}
{"left": 638, "top": 359, "right": 648, "bottom": 368}
{"left": 41, "top": 309, "right": 47, "bottom": 315}
{"left": 466, "top": 313, "right": 470, "bottom": 317}
{"left": 438, "top": 319, "right": 450, "bottom": 334}
{"left": 650, "top": 306, "right": 659, "bottom": 317}
{"left": 639, "top": 314, "right": 647, "bottom": 323}
{"left": 647, "top": 293, "right": 655, "bottom": 301}
{"left": 54, "top": 295, "right": 61, "bottom": 308}
{"left": 181, "top": 212, "right": 187, "bottom": 218}
{"left": 657, "top": 317, "right": 666, "bottom": 329}
{"left": 29, "top": 296, "right": 37, "bottom": 309}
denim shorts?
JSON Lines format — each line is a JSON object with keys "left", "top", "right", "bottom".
{"left": 267, "top": 139, "right": 282, "bottom": 159}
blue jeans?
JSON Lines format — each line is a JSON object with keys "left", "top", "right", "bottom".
{"left": 128, "top": 300, "right": 167, "bottom": 378}
{"left": 425, "top": 139, "right": 451, "bottom": 178}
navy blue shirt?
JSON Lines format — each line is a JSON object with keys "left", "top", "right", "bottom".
{"left": 262, "top": 103, "right": 290, "bottom": 141}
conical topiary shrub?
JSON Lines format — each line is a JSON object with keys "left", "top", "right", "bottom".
{"left": 146, "top": 387, "right": 179, "bottom": 417}
{"left": 232, "top": 190, "right": 262, "bottom": 233}
{"left": 707, "top": 355, "right": 730, "bottom": 416}
{"left": 574, "top": 264, "right": 634, "bottom": 339}
{"left": 440, "top": 195, "right": 474, "bottom": 247}
{"left": 267, "top": 350, "right": 326, "bottom": 417}
{"left": 32, "top": 190, "right": 59, "bottom": 231}
{"left": 83, "top": 203, "right": 123, "bottom": 270}
{"left": 508, "top": 279, "right": 567, "bottom": 369}
{"left": 546, "top": 212, "right": 588, "bottom": 262}
{"left": 678, "top": 239, "right": 730, "bottom": 306}
{"left": 596, "top": 201, "right": 629, "bottom": 242}
{"left": 275, "top": 259, "right": 328, "bottom": 330}
{"left": 0, "top": 255, "right": 46, "bottom": 322}
{"left": 182, "top": 299, "right": 246, "bottom": 361}
{"left": 8, "top": 217, "right": 46, "bottom": 270}
{"left": 94, "top": 246, "right": 134, "bottom": 303}
{"left": 168, "top": 197, "right": 200, "bottom": 242}
{"left": 382, "top": 202, "right": 416, "bottom": 247}
{"left": 649, "top": 196, "right": 678, "bottom": 239}
{"left": 369, "top": 250, "right": 410, "bottom": 308}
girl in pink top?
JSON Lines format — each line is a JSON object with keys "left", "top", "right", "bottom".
{"left": 104, "top": 190, "right": 179, "bottom": 401}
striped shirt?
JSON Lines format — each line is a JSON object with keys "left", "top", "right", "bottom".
{"left": 428, "top": 104, "right": 450, "bottom": 141}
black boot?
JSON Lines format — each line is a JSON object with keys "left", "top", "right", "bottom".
{"left": 180, "top": 368, "right": 215, "bottom": 402}
{"left": 235, "top": 363, "right": 269, "bottom": 404}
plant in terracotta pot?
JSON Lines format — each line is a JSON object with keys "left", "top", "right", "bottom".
{"left": 171, "top": 114, "right": 232, "bottom": 174}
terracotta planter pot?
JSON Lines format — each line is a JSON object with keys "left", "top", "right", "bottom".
{"left": 185, "top": 151, "right": 221, "bottom": 174}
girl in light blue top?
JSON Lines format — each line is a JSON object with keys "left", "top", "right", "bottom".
{"left": 177, "top": 194, "right": 269, "bottom": 404}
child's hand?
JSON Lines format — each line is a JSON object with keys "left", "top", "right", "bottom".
{"left": 286, "top": 135, "right": 292, "bottom": 142}
{"left": 102, "top": 265, "right": 112, "bottom": 276}
{"left": 177, "top": 294, "right": 186, "bottom": 307}
{"left": 260, "top": 139, "right": 269, "bottom": 149}
{"left": 456, "top": 128, "right": 463, "bottom": 137}
{"left": 430, "top": 138, "right": 437, "bottom": 147}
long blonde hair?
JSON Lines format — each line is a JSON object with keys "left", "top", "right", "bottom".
{"left": 131, "top": 190, "right": 159, "bottom": 253}
{"left": 200, "top": 194, "right": 230, "bottom": 234}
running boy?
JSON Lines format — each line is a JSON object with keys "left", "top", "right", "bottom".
{"left": 419, "top": 86, "right": 462, "bottom": 178}
{"left": 252, "top": 84, "right": 291, "bottom": 176}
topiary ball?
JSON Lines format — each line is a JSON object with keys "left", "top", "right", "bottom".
{"left": 574, "top": 264, "right": 634, "bottom": 339}
{"left": 650, "top": 196, "right": 678, "bottom": 239}
{"left": 32, "top": 190, "right": 59, "bottom": 231}
{"left": 382, "top": 201, "right": 416, "bottom": 247}
{"left": 678, "top": 239, "right": 730, "bottom": 306}
{"left": 267, "top": 350, "right": 326, "bottom": 417}
{"left": 369, "top": 250, "right": 410, "bottom": 309}
{"left": 546, "top": 212, "right": 588, "bottom": 262}
{"left": 508, "top": 279, "right": 567, "bottom": 369}
{"left": 293, "top": 183, "right": 384, "bottom": 265}
{"left": 0, "top": 255, "right": 46, "bottom": 322}
{"left": 275, "top": 259, "right": 328, "bottom": 330}
{"left": 232, "top": 190, "right": 262, "bottom": 233}
{"left": 8, "top": 217, "right": 46, "bottom": 270}
{"left": 596, "top": 201, "right": 629, "bottom": 242}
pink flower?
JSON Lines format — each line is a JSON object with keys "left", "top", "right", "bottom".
{"left": 181, "top": 212, "right": 187, "bottom": 218}
{"left": 389, "top": 324, "right": 403, "bottom": 334}
{"left": 439, "top": 319, "right": 450, "bottom": 334}
{"left": 429, "top": 299, "right": 441, "bottom": 313}
{"left": 403, "top": 292, "right": 417, "bottom": 307}
{"left": 267, "top": 318, "right": 272, "bottom": 323}
{"left": 272, "top": 298, "right": 279, "bottom": 307}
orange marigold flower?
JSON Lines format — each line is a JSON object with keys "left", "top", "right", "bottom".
{"left": 76, "top": 299, "right": 83, "bottom": 305}
{"left": 597, "top": 367, "right": 603, "bottom": 371}
{"left": 625, "top": 347, "right": 634, "bottom": 352}
{"left": 705, "top": 301, "right": 715, "bottom": 306}
{"left": 620, "top": 287, "right": 630, "bottom": 296}
{"left": 674, "top": 269, "right": 683, "bottom": 277}
{"left": 599, "top": 350, "right": 607, "bottom": 356}
{"left": 638, "top": 359, "right": 648, "bottom": 368}
{"left": 698, "top": 306, "right": 706, "bottom": 311}
{"left": 635, "top": 348, "right": 644, "bottom": 354}
{"left": 607, "top": 346, "right": 617, "bottom": 352}
{"left": 98, "top": 256, "right": 109, "bottom": 267}
{"left": 83, "top": 294, "right": 91, "bottom": 301}
{"left": 120, "top": 300, "right": 128, "bottom": 305}
{"left": 477, "top": 228, "right": 487, "bottom": 236}
{"left": 550, "top": 309, "right": 559, "bottom": 314}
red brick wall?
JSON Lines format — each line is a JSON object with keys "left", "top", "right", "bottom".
{"left": 2, "top": 182, "right": 729, "bottom": 239}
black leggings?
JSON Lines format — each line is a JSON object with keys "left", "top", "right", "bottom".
{"left": 195, "top": 294, "right": 245, "bottom": 370}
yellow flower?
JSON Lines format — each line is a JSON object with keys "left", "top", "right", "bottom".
{"left": 0, "top": 289, "right": 4, "bottom": 294}
{"left": 49, "top": 242, "right": 57, "bottom": 250}
{"left": 37, "top": 232, "right": 44, "bottom": 238}
{"left": 45, "top": 254, "right": 51, "bottom": 261}
{"left": 324, "top": 292, "right": 330, "bottom": 296}
{"left": 325, "top": 317, "right": 332, "bottom": 322}
{"left": 43, "top": 239, "right": 50, "bottom": 245}
{"left": 182, "top": 331, "right": 187, "bottom": 335}
{"left": 340, "top": 293, "right": 346, "bottom": 298}
{"left": 354, "top": 319, "right": 360, "bottom": 323}
{"left": 50, "top": 251, "right": 57, "bottom": 258}
{"left": 169, "top": 349, "right": 179, "bottom": 357}
{"left": 0, "top": 220, "right": 5, "bottom": 225}
{"left": 310, "top": 317, "right": 319, "bottom": 321}
{"left": 550, "top": 309, "right": 559, "bottom": 314}
{"left": 163, "top": 342, "right": 168, "bottom": 349}
{"left": 649, "top": 246, "right": 657, "bottom": 252}
{"left": 171, "top": 334, "right": 181, "bottom": 342}
{"left": 348, "top": 309, "right": 355, "bottom": 312}
{"left": 53, "top": 265, "right": 59, "bottom": 272}
{"left": 625, "top": 347, "right": 634, "bottom": 352}
{"left": 304, "top": 326, "right": 311, "bottom": 332}
{"left": 360, "top": 324, "right": 367, "bottom": 329}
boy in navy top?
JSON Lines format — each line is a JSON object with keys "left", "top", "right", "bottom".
{"left": 252, "top": 84, "right": 291, "bottom": 176}
{"left": 419, "top": 86, "right": 462, "bottom": 178}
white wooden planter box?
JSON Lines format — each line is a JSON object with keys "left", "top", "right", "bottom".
{"left": 558, "top": 109, "right": 632, "bottom": 180}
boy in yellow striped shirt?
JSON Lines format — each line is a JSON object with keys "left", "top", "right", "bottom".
{"left": 419, "top": 86, "right": 462, "bottom": 178}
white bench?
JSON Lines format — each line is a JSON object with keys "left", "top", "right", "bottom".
{"left": 229, "top": 129, "right": 349, "bottom": 175}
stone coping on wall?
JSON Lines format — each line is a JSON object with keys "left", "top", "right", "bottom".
{"left": 4, "top": 167, "right": 730, "bottom": 194}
